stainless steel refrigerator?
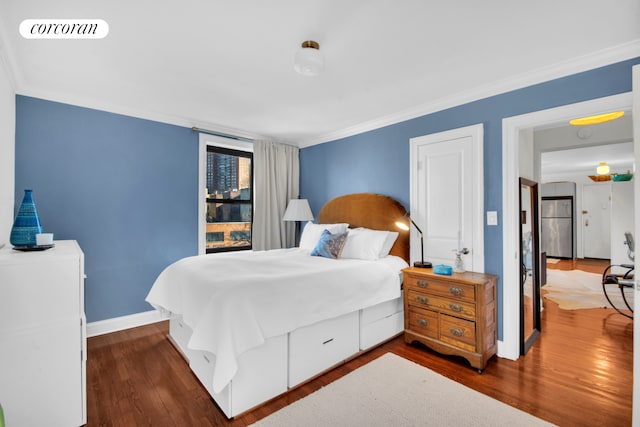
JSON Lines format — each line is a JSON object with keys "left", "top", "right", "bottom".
{"left": 541, "top": 197, "right": 574, "bottom": 259}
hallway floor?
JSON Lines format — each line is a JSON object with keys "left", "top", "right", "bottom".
{"left": 546, "top": 257, "right": 610, "bottom": 274}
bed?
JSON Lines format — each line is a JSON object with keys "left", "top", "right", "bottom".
{"left": 146, "top": 193, "right": 410, "bottom": 418}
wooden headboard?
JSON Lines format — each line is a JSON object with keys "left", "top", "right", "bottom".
{"left": 317, "top": 193, "right": 409, "bottom": 263}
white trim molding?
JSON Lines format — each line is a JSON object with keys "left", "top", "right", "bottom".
{"left": 409, "top": 123, "right": 485, "bottom": 272}
{"left": 631, "top": 64, "right": 639, "bottom": 426}
{"left": 86, "top": 309, "right": 167, "bottom": 338}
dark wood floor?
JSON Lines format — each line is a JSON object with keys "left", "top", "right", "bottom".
{"left": 87, "top": 259, "right": 633, "bottom": 426}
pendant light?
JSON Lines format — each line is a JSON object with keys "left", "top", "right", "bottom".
{"left": 596, "top": 162, "right": 610, "bottom": 175}
{"left": 569, "top": 111, "right": 624, "bottom": 126}
{"left": 294, "top": 40, "right": 324, "bottom": 77}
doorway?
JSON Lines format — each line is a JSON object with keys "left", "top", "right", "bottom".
{"left": 503, "top": 90, "right": 637, "bottom": 423}
{"left": 501, "top": 92, "right": 633, "bottom": 360}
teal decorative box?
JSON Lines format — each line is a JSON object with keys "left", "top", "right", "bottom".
{"left": 612, "top": 173, "right": 633, "bottom": 182}
{"left": 433, "top": 264, "right": 453, "bottom": 275}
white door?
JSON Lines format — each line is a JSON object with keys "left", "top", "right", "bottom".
{"left": 610, "top": 181, "right": 634, "bottom": 271}
{"left": 410, "top": 124, "right": 484, "bottom": 272}
{"left": 582, "top": 183, "right": 611, "bottom": 259}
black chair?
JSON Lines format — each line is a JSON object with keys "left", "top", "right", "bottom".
{"left": 602, "top": 232, "right": 634, "bottom": 319}
{"left": 602, "top": 264, "right": 634, "bottom": 318}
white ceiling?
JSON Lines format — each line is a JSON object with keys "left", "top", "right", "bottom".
{"left": 537, "top": 114, "right": 634, "bottom": 179}
{"left": 542, "top": 141, "right": 635, "bottom": 178}
{"left": 1, "top": 1, "right": 639, "bottom": 146}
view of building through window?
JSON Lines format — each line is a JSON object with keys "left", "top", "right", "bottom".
{"left": 205, "top": 146, "right": 252, "bottom": 252}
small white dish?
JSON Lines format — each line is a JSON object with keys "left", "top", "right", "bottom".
{"left": 36, "top": 233, "right": 54, "bottom": 246}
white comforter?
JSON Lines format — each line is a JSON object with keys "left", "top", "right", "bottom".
{"left": 146, "top": 248, "right": 407, "bottom": 393}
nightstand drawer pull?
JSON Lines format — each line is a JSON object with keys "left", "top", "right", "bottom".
{"left": 449, "top": 303, "right": 464, "bottom": 312}
{"left": 322, "top": 338, "right": 334, "bottom": 345}
{"left": 448, "top": 286, "right": 464, "bottom": 296}
{"left": 416, "top": 318, "right": 430, "bottom": 326}
{"left": 417, "top": 280, "right": 428, "bottom": 288}
{"left": 450, "top": 328, "right": 465, "bottom": 337}
{"left": 416, "top": 296, "right": 429, "bottom": 305}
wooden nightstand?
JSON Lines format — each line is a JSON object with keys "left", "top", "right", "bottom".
{"left": 402, "top": 267, "right": 497, "bottom": 372}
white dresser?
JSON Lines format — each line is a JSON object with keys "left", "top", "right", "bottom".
{"left": 0, "top": 240, "right": 86, "bottom": 426}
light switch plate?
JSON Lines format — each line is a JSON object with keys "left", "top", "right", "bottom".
{"left": 487, "top": 211, "right": 498, "bottom": 226}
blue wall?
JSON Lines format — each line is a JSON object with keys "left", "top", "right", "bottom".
{"left": 15, "top": 96, "right": 199, "bottom": 322}
{"left": 12, "top": 57, "right": 640, "bottom": 327}
{"left": 300, "top": 57, "right": 640, "bottom": 340}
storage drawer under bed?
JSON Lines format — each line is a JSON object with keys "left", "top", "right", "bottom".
{"left": 360, "top": 295, "right": 403, "bottom": 325}
{"left": 169, "top": 315, "right": 193, "bottom": 360}
{"left": 289, "top": 311, "right": 359, "bottom": 387}
{"left": 360, "top": 311, "right": 403, "bottom": 350}
{"left": 359, "top": 295, "right": 404, "bottom": 350}
{"left": 189, "top": 334, "right": 288, "bottom": 418}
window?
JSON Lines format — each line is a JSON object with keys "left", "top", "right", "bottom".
{"left": 206, "top": 232, "right": 224, "bottom": 243}
{"left": 204, "top": 145, "right": 253, "bottom": 253}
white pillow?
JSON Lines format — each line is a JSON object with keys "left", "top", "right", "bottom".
{"left": 379, "top": 231, "right": 399, "bottom": 257}
{"left": 299, "top": 222, "right": 349, "bottom": 251}
{"left": 341, "top": 228, "right": 393, "bottom": 260}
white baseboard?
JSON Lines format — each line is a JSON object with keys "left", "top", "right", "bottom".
{"left": 86, "top": 309, "right": 167, "bottom": 338}
{"left": 496, "top": 339, "right": 519, "bottom": 361}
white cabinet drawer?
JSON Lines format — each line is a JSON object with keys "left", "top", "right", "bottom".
{"left": 169, "top": 316, "right": 193, "bottom": 360}
{"left": 0, "top": 258, "right": 80, "bottom": 331}
{"left": 189, "top": 349, "right": 217, "bottom": 396}
{"left": 0, "top": 319, "right": 83, "bottom": 427}
{"left": 289, "top": 311, "right": 359, "bottom": 387}
{"left": 228, "top": 334, "right": 288, "bottom": 416}
{"left": 360, "top": 295, "right": 403, "bottom": 325}
{"left": 0, "top": 240, "right": 85, "bottom": 427}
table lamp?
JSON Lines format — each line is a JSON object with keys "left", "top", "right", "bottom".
{"left": 283, "top": 198, "right": 314, "bottom": 246}
{"left": 396, "top": 214, "right": 432, "bottom": 268}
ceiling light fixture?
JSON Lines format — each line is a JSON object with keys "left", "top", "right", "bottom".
{"left": 569, "top": 111, "right": 624, "bottom": 126}
{"left": 294, "top": 40, "right": 324, "bottom": 77}
{"left": 596, "top": 161, "right": 610, "bottom": 175}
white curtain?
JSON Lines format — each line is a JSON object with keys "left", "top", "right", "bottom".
{"left": 253, "top": 140, "right": 299, "bottom": 250}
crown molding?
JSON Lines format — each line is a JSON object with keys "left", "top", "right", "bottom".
{"left": 15, "top": 85, "right": 270, "bottom": 143}
{"left": 0, "top": 18, "right": 22, "bottom": 92}
{"left": 296, "top": 39, "right": 640, "bottom": 148}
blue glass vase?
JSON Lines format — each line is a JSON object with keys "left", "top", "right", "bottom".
{"left": 10, "top": 189, "right": 43, "bottom": 247}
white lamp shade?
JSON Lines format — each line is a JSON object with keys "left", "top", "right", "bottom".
{"left": 294, "top": 42, "right": 324, "bottom": 76}
{"left": 283, "top": 199, "right": 314, "bottom": 221}
{"left": 596, "top": 162, "right": 610, "bottom": 175}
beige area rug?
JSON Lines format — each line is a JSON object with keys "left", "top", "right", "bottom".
{"left": 543, "top": 268, "right": 634, "bottom": 310}
{"left": 251, "top": 353, "right": 554, "bottom": 427}
{"left": 545, "top": 258, "right": 561, "bottom": 264}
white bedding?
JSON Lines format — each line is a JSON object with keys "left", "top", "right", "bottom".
{"left": 146, "top": 248, "right": 407, "bottom": 393}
